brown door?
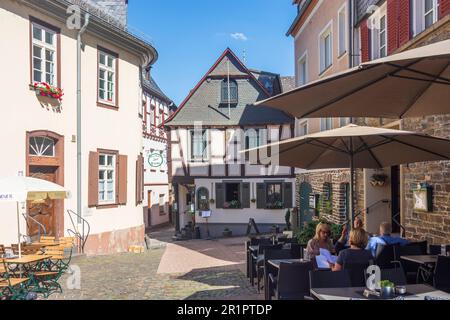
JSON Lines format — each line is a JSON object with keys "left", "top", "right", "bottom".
{"left": 147, "top": 190, "right": 152, "bottom": 227}
{"left": 27, "top": 167, "right": 57, "bottom": 237}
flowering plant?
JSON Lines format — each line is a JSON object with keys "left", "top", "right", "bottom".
{"left": 33, "top": 82, "right": 64, "bottom": 102}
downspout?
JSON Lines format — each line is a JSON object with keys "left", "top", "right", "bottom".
{"left": 77, "top": 13, "right": 90, "bottom": 225}
{"left": 349, "top": 0, "right": 355, "bottom": 124}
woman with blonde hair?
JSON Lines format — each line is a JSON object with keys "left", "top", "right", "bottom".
{"left": 332, "top": 228, "right": 373, "bottom": 271}
{"left": 305, "top": 222, "right": 335, "bottom": 260}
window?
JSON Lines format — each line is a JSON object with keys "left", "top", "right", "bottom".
{"left": 298, "top": 121, "right": 308, "bottom": 136}
{"left": 32, "top": 23, "right": 57, "bottom": 86}
{"left": 369, "top": 4, "right": 387, "bottom": 60}
{"left": 425, "top": 0, "right": 439, "bottom": 29}
{"left": 412, "top": 0, "right": 439, "bottom": 37}
{"left": 339, "top": 117, "right": 351, "bottom": 127}
{"left": 221, "top": 79, "right": 238, "bottom": 104}
{"left": 297, "top": 53, "right": 308, "bottom": 86}
{"left": 159, "top": 194, "right": 165, "bottom": 214}
{"left": 321, "top": 118, "right": 333, "bottom": 131}
{"left": 338, "top": 5, "right": 347, "bottom": 56}
{"left": 353, "top": 27, "right": 361, "bottom": 66}
{"left": 266, "top": 183, "right": 283, "bottom": 209}
{"left": 98, "top": 154, "right": 116, "bottom": 204}
{"left": 98, "top": 49, "right": 117, "bottom": 105}
{"left": 190, "top": 129, "right": 208, "bottom": 162}
{"left": 29, "top": 136, "right": 55, "bottom": 157}
{"left": 224, "top": 183, "right": 241, "bottom": 209}
{"left": 319, "top": 23, "right": 333, "bottom": 74}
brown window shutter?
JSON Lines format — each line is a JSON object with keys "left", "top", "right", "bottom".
{"left": 118, "top": 154, "right": 128, "bottom": 205}
{"left": 88, "top": 151, "right": 99, "bottom": 208}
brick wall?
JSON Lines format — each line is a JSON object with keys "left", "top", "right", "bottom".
{"left": 361, "top": 19, "right": 370, "bottom": 63}
{"left": 400, "top": 20, "right": 450, "bottom": 245}
{"left": 440, "top": 0, "right": 450, "bottom": 19}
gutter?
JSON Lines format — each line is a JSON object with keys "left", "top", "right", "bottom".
{"left": 77, "top": 13, "right": 90, "bottom": 223}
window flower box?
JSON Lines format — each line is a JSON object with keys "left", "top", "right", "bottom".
{"left": 32, "top": 82, "right": 64, "bottom": 102}
{"left": 266, "top": 201, "right": 284, "bottom": 210}
{"left": 223, "top": 200, "right": 241, "bottom": 209}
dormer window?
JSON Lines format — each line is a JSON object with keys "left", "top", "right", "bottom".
{"left": 221, "top": 79, "right": 238, "bottom": 104}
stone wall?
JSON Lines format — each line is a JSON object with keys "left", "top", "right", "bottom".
{"left": 296, "top": 169, "right": 365, "bottom": 226}
{"left": 400, "top": 20, "right": 450, "bottom": 244}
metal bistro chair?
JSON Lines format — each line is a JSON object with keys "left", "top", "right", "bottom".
{"left": 269, "top": 262, "right": 313, "bottom": 300}
{"left": 0, "top": 260, "right": 30, "bottom": 300}
{"left": 397, "top": 244, "right": 424, "bottom": 284}
{"left": 429, "top": 245, "right": 450, "bottom": 255}
{"left": 379, "top": 268, "right": 407, "bottom": 286}
{"left": 375, "top": 244, "right": 402, "bottom": 269}
{"left": 258, "top": 249, "right": 292, "bottom": 296}
{"left": 431, "top": 256, "right": 450, "bottom": 293}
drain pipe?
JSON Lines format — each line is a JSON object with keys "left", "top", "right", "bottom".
{"left": 77, "top": 13, "right": 90, "bottom": 225}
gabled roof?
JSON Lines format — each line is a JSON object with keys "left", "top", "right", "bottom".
{"left": 165, "top": 48, "right": 294, "bottom": 127}
{"left": 142, "top": 73, "right": 172, "bottom": 104}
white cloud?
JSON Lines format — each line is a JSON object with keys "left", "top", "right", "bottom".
{"left": 230, "top": 33, "right": 248, "bottom": 41}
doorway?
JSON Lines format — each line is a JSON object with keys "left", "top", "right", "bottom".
{"left": 26, "top": 131, "right": 64, "bottom": 238}
{"left": 391, "top": 166, "right": 401, "bottom": 234}
{"left": 147, "top": 190, "right": 152, "bottom": 227}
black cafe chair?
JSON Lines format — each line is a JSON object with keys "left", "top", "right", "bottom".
{"left": 433, "top": 256, "right": 450, "bottom": 293}
{"left": 429, "top": 245, "right": 450, "bottom": 255}
{"left": 250, "top": 244, "right": 282, "bottom": 286}
{"left": 375, "top": 244, "right": 401, "bottom": 269}
{"left": 397, "top": 245, "right": 424, "bottom": 284}
{"left": 344, "top": 262, "right": 372, "bottom": 287}
{"left": 380, "top": 268, "right": 407, "bottom": 286}
{"left": 309, "top": 270, "right": 352, "bottom": 289}
{"left": 258, "top": 249, "right": 292, "bottom": 296}
{"left": 269, "top": 262, "right": 313, "bottom": 300}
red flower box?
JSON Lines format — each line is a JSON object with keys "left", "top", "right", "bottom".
{"left": 32, "top": 82, "right": 64, "bottom": 102}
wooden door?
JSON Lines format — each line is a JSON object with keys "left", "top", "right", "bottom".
{"left": 27, "top": 167, "right": 57, "bottom": 237}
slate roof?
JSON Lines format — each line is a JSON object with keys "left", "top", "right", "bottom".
{"left": 165, "top": 49, "right": 294, "bottom": 127}
{"left": 280, "top": 76, "right": 296, "bottom": 93}
{"left": 142, "top": 73, "right": 173, "bottom": 104}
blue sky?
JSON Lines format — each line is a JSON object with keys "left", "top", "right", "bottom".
{"left": 128, "top": 0, "right": 297, "bottom": 105}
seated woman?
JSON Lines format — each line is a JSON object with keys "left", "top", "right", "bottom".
{"left": 332, "top": 228, "right": 373, "bottom": 272}
{"left": 306, "top": 222, "right": 336, "bottom": 260}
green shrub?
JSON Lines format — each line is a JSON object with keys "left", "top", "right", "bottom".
{"left": 295, "top": 219, "right": 343, "bottom": 245}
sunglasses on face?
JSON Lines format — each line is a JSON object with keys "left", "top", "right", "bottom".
{"left": 320, "top": 230, "right": 331, "bottom": 235}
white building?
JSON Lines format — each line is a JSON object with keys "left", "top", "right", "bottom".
{"left": 165, "top": 49, "right": 296, "bottom": 238}
{"left": 142, "top": 71, "right": 176, "bottom": 229}
{"left": 0, "top": 0, "right": 157, "bottom": 255}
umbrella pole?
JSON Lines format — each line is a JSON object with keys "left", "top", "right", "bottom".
{"left": 17, "top": 202, "right": 22, "bottom": 259}
{"left": 349, "top": 139, "right": 356, "bottom": 225}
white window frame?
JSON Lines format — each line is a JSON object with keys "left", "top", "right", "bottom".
{"left": 98, "top": 50, "right": 117, "bottom": 106}
{"left": 98, "top": 153, "right": 116, "bottom": 204}
{"left": 320, "top": 118, "right": 333, "bottom": 131}
{"left": 319, "top": 21, "right": 333, "bottom": 74}
{"left": 298, "top": 120, "right": 308, "bottom": 136}
{"left": 369, "top": 3, "right": 387, "bottom": 60}
{"left": 32, "top": 23, "right": 57, "bottom": 86}
{"left": 297, "top": 51, "right": 308, "bottom": 86}
{"left": 354, "top": 26, "right": 362, "bottom": 66}
{"left": 189, "top": 129, "right": 209, "bottom": 162}
{"left": 412, "top": 0, "right": 439, "bottom": 36}
{"left": 338, "top": 3, "right": 348, "bottom": 57}
{"left": 29, "top": 136, "right": 56, "bottom": 157}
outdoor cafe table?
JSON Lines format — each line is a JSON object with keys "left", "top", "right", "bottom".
{"left": 268, "top": 259, "right": 306, "bottom": 269}
{"left": 4, "top": 255, "right": 51, "bottom": 278}
{"left": 310, "top": 284, "right": 450, "bottom": 300}
{"left": 400, "top": 255, "right": 438, "bottom": 266}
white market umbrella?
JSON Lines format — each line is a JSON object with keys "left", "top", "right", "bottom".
{"left": 242, "top": 124, "right": 450, "bottom": 221}
{"left": 0, "top": 176, "right": 70, "bottom": 258}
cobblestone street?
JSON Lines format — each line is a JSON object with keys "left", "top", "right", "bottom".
{"left": 49, "top": 227, "right": 262, "bottom": 300}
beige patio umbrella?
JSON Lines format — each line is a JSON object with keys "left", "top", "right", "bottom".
{"left": 242, "top": 124, "right": 450, "bottom": 220}
{"left": 0, "top": 176, "right": 70, "bottom": 258}
{"left": 255, "top": 39, "right": 450, "bottom": 119}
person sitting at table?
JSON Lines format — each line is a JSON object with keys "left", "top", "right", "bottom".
{"left": 335, "top": 217, "right": 364, "bottom": 254}
{"left": 332, "top": 228, "right": 372, "bottom": 272}
{"left": 367, "top": 222, "right": 410, "bottom": 257}
{"left": 306, "top": 222, "right": 336, "bottom": 260}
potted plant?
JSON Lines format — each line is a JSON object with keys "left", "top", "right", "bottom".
{"left": 267, "top": 201, "right": 284, "bottom": 210}
{"left": 270, "top": 224, "right": 280, "bottom": 234}
{"left": 209, "top": 199, "right": 215, "bottom": 204}
{"left": 32, "top": 82, "right": 64, "bottom": 102}
{"left": 379, "top": 280, "right": 395, "bottom": 297}
{"left": 371, "top": 173, "right": 389, "bottom": 187}
{"left": 250, "top": 198, "right": 257, "bottom": 204}
{"left": 229, "top": 200, "right": 241, "bottom": 209}
{"left": 223, "top": 228, "right": 232, "bottom": 237}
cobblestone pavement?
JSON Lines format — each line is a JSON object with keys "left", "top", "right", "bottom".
{"left": 49, "top": 227, "right": 262, "bottom": 300}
